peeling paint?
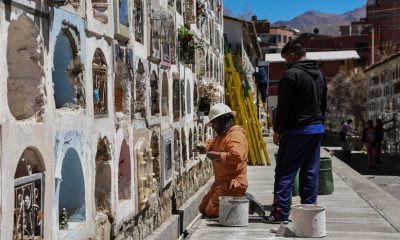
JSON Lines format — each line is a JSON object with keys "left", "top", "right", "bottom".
{"left": 7, "top": 14, "right": 45, "bottom": 120}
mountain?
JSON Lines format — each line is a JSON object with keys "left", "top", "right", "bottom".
{"left": 273, "top": 5, "right": 366, "bottom": 36}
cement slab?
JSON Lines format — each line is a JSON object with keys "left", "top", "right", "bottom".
{"left": 187, "top": 137, "right": 400, "bottom": 240}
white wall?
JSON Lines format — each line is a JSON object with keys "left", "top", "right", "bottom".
{"left": 223, "top": 18, "right": 243, "bottom": 52}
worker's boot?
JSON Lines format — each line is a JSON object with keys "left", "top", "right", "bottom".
{"left": 245, "top": 192, "right": 265, "bottom": 217}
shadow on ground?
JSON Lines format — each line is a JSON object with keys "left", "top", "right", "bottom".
{"left": 323, "top": 135, "right": 400, "bottom": 177}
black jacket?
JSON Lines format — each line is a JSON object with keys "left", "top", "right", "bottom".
{"left": 273, "top": 60, "right": 327, "bottom": 133}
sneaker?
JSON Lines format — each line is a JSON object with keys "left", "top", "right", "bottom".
{"left": 245, "top": 192, "right": 265, "bottom": 217}
{"left": 262, "top": 214, "right": 289, "bottom": 224}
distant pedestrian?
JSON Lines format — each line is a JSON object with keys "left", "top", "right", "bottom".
{"left": 267, "top": 39, "right": 327, "bottom": 223}
{"left": 339, "top": 119, "right": 355, "bottom": 141}
{"left": 362, "top": 120, "right": 378, "bottom": 169}
{"left": 257, "top": 66, "right": 268, "bottom": 103}
{"left": 340, "top": 119, "right": 355, "bottom": 162}
{"left": 375, "top": 119, "right": 384, "bottom": 163}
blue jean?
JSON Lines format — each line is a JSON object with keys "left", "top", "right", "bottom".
{"left": 272, "top": 133, "right": 323, "bottom": 220}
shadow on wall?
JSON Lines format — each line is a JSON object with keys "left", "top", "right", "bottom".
{"left": 118, "top": 140, "right": 131, "bottom": 200}
{"left": 52, "top": 26, "right": 85, "bottom": 109}
{"left": 95, "top": 137, "right": 112, "bottom": 214}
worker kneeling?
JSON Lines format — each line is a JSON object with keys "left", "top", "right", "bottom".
{"left": 197, "top": 103, "right": 264, "bottom": 218}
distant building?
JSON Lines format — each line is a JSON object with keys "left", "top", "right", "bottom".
{"left": 263, "top": 51, "right": 360, "bottom": 109}
{"left": 251, "top": 16, "right": 295, "bottom": 55}
{"left": 224, "top": 15, "right": 262, "bottom": 86}
{"left": 297, "top": 33, "right": 371, "bottom": 67}
{"left": 364, "top": 52, "right": 400, "bottom": 156}
{"left": 299, "top": 0, "right": 400, "bottom": 67}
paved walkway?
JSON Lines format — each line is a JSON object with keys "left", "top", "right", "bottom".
{"left": 187, "top": 137, "right": 400, "bottom": 239}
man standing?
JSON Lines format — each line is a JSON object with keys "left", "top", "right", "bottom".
{"left": 266, "top": 40, "right": 327, "bottom": 223}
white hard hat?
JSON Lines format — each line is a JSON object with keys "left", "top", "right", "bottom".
{"left": 207, "top": 103, "right": 236, "bottom": 125}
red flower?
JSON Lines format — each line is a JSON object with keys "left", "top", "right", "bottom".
{"left": 185, "top": 35, "right": 193, "bottom": 41}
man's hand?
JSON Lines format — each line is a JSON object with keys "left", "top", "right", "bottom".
{"left": 206, "top": 151, "right": 220, "bottom": 161}
{"left": 273, "top": 132, "right": 280, "bottom": 146}
{"left": 194, "top": 144, "right": 208, "bottom": 154}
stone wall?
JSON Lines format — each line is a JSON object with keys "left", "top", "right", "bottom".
{"left": 0, "top": 0, "right": 224, "bottom": 239}
{"left": 114, "top": 159, "right": 212, "bottom": 240}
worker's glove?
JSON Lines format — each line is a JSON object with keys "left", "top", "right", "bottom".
{"left": 206, "top": 151, "right": 220, "bottom": 161}
{"left": 193, "top": 144, "right": 208, "bottom": 154}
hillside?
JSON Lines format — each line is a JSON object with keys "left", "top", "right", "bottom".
{"left": 273, "top": 5, "right": 366, "bottom": 36}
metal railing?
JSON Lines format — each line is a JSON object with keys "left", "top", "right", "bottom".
{"left": 14, "top": 173, "right": 44, "bottom": 240}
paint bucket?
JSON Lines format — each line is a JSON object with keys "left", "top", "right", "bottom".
{"left": 292, "top": 170, "right": 300, "bottom": 197}
{"left": 292, "top": 204, "right": 326, "bottom": 238}
{"left": 219, "top": 196, "right": 249, "bottom": 227}
{"left": 319, "top": 157, "right": 334, "bottom": 195}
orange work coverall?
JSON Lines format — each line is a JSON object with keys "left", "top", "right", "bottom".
{"left": 199, "top": 125, "right": 249, "bottom": 217}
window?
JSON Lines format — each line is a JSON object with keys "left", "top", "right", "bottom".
{"left": 176, "top": 0, "right": 182, "bottom": 14}
{"left": 160, "top": 131, "right": 174, "bottom": 187}
{"left": 118, "top": 140, "right": 131, "bottom": 200}
{"left": 92, "top": 49, "right": 108, "bottom": 116}
{"left": 92, "top": 0, "right": 109, "bottom": 23}
{"left": 150, "top": 71, "right": 160, "bottom": 116}
{"left": 372, "top": 75, "right": 380, "bottom": 85}
{"left": 259, "top": 34, "right": 279, "bottom": 45}
{"left": 119, "top": 0, "right": 128, "bottom": 26}
{"left": 135, "top": 0, "right": 144, "bottom": 43}
{"left": 283, "top": 35, "right": 287, "bottom": 43}
{"left": 95, "top": 137, "right": 112, "bottom": 213}
{"left": 173, "top": 78, "right": 180, "bottom": 119}
{"left": 161, "top": 72, "right": 169, "bottom": 116}
{"left": 174, "top": 130, "right": 181, "bottom": 173}
{"left": 114, "top": 46, "right": 133, "bottom": 113}
{"left": 193, "top": 82, "right": 198, "bottom": 112}
{"left": 186, "top": 81, "right": 192, "bottom": 114}
{"left": 135, "top": 60, "right": 146, "bottom": 118}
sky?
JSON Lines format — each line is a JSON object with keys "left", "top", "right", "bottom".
{"left": 224, "top": 0, "right": 367, "bottom": 23}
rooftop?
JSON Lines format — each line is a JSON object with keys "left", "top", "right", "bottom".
{"left": 263, "top": 50, "right": 360, "bottom": 63}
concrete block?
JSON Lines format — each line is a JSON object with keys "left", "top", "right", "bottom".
{"left": 178, "top": 178, "right": 213, "bottom": 232}
{"left": 144, "top": 215, "right": 180, "bottom": 240}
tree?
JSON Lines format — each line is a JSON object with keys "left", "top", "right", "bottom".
{"left": 223, "top": 5, "right": 255, "bottom": 21}
{"left": 376, "top": 41, "right": 399, "bottom": 62}
{"left": 348, "top": 68, "right": 368, "bottom": 128}
{"left": 326, "top": 68, "right": 368, "bottom": 131}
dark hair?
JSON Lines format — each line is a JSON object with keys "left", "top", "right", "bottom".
{"left": 281, "top": 39, "right": 306, "bottom": 58}
{"left": 347, "top": 119, "right": 353, "bottom": 123}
